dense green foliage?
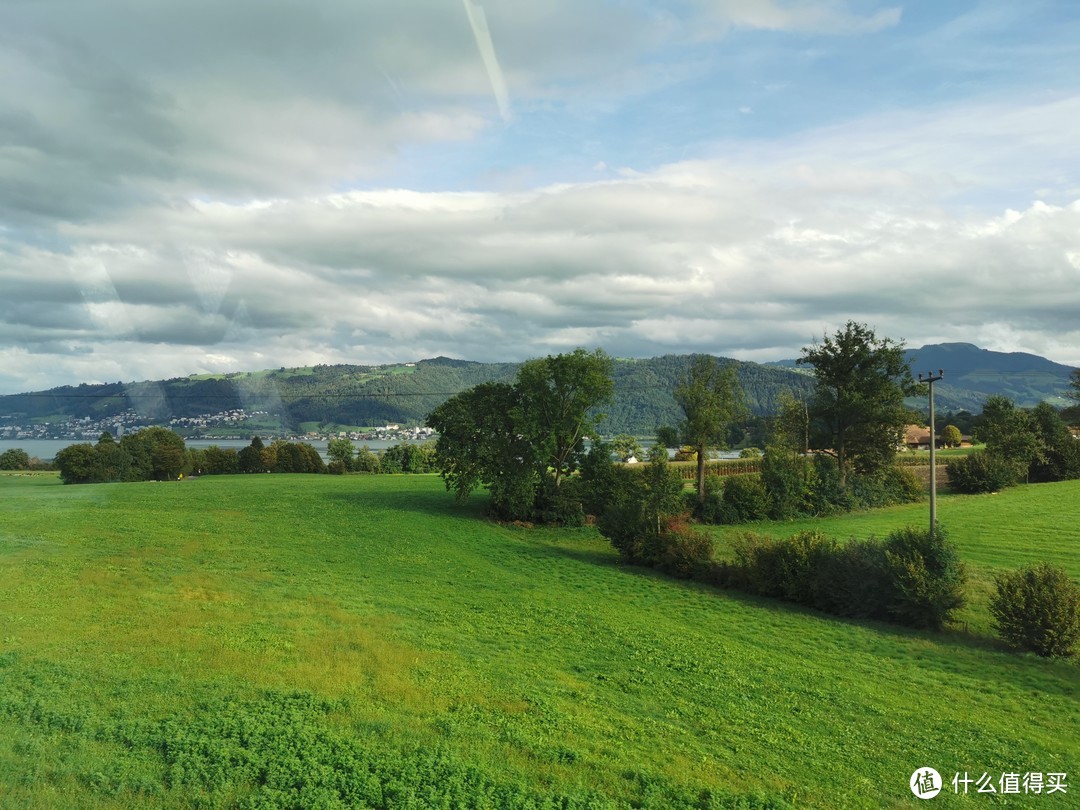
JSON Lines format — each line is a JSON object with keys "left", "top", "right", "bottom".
{"left": 55, "top": 427, "right": 187, "bottom": 484}
{"left": 940, "top": 424, "right": 962, "bottom": 448}
{"left": 948, "top": 451, "right": 1020, "bottom": 494}
{"left": 990, "top": 564, "right": 1080, "bottom": 657}
{"left": 429, "top": 349, "right": 613, "bottom": 521}
{"left": 610, "top": 434, "right": 642, "bottom": 462}
{"left": 674, "top": 356, "right": 745, "bottom": 501}
{"left": 798, "top": 322, "right": 921, "bottom": 489}
{"left": 517, "top": 349, "right": 616, "bottom": 490}
{"left": 0, "top": 473, "right": 1077, "bottom": 807}
{"left": 428, "top": 382, "right": 545, "bottom": 519}
{"left": 593, "top": 450, "right": 690, "bottom": 568}
{"left": 0, "top": 448, "right": 32, "bottom": 470}
{"left": 722, "top": 526, "right": 966, "bottom": 630}
{"left": 957, "top": 397, "right": 1080, "bottom": 492}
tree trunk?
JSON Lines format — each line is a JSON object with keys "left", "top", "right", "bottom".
{"left": 696, "top": 444, "right": 706, "bottom": 501}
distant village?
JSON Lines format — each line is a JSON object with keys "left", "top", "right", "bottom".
{"left": 0, "top": 408, "right": 433, "bottom": 444}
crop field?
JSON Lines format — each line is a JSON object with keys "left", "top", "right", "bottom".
{"left": 0, "top": 472, "right": 1077, "bottom": 808}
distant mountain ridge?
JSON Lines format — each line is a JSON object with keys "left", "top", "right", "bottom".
{"left": 768, "top": 342, "right": 1076, "bottom": 411}
{"left": 0, "top": 355, "right": 811, "bottom": 437}
{"left": 1, "top": 344, "right": 1074, "bottom": 436}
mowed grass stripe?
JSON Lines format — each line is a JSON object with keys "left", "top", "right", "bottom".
{"left": 0, "top": 472, "right": 1076, "bottom": 808}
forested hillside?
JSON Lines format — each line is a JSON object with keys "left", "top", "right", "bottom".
{"left": 769, "top": 342, "right": 1076, "bottom": 410}
{"left": 6, "top": 342, "right": 1071, "bottom": 435}
{"left": 0, "top": 355, "right": 813, "bottom": 435}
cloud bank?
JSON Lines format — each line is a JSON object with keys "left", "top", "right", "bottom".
{"left": 1, "top": 0, "right": 1077, "bottom": 394}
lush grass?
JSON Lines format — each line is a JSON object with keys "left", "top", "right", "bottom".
{"left": 702, "top": 481, "right": 1080, "bottom": 636}
{"left": 0, "top": 474, "right": 1076, "bottom": 808}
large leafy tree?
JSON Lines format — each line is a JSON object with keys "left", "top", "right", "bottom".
{"left": 975, "top": 395, "right": 1042, "bottom": 483}
{"left": 427, "top": 382, "right": 540, "bottom": 519}
{"left": 0, "top": 448, "right": 31, "bottom": 470}
{"left": 126, "top": 426, "right": 187, "bottom": 480}
{"left": 326, "top": 438, "right": 356, "bottom": 470}
{"left": 798, "top": 321, "right": 920, "bottom": 489}
{"left": 674, "top": 355, "right": 745, "bottom": 501}
{"left": 515, "top": 348, "right": 615, "bottom": 490}
{"left": 427, "top": 349, "right": 614, "bottom": 520}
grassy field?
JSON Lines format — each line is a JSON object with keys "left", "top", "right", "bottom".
{"left": 0, "top": 472, "right": 1076, "bottom": 808}
{"left": 701, "top": 482, "right": 1080, "bottom": 637}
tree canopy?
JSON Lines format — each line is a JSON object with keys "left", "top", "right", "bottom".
{"left": 798, "top": 321, "right": 920, "bottom": 488}
{"left": 673, "top": 355, "right": 745, "bottom": 501}
{"left": 427, "top": 349, "right": 614, "bottom": 521}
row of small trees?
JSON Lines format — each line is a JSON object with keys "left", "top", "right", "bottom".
{"left": 325, "top": 438, "right": 436, "bottom": 475}
{"left": 0, "top": 448, "right": 48, "bottom": 471}
{"left": 52, "top": 431, "right": 448, "bottom": 483}
{"left": 427, "top": 323, "right": 929, "bottom": 524}
{"left": 55, "top": 428, "right": 188, "bottom": 483}
{"left": 949, "top": 398, "right": 1080, "bottom": 492}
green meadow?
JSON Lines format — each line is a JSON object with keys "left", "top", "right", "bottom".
{"left": 0, "top": 472, "right": 1076, "bottom": 808}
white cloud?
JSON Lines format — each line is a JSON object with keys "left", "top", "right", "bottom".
{"left": 2, "top": 2, "right": 1078, "bottom": 394}
{"left": 695, "top": 0, "right": 902, "bottom": 35}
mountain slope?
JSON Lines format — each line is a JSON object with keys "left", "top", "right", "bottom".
{"left": 2, "top": 343, "right": 1073, "bottom": 435}
{"left": 0, "top": 356, "right": 813, "bottom": 436}
{"left": 905, "top": 343, "right": 1075, "bottom": 408}
{"left": 769, "top": 342, "right": 1075, "bottom": 411}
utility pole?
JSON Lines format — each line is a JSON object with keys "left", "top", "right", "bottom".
{"left": 918, "top": 370, "right": 944, "bottom": 536}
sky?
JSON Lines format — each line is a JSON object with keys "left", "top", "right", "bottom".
{"left": 2, "top": 0, "right": 1079, "bottom": 395}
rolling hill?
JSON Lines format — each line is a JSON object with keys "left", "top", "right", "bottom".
{"left": 768, "top": 342, "right": 1076, "bottom": 413}
{"left": 0, "top": 343, "right": 1074, "bottom": 436}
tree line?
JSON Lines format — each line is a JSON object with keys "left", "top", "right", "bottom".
{"left": 424, "top": 325, "right": 1078, "bottom": 653}
{"left": 51, "top": 431, "right": 442, "bottom": 483}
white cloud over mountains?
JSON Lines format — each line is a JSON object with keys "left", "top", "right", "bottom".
{"left": 1, "top": 1, "right": 1077, "bottom": 394}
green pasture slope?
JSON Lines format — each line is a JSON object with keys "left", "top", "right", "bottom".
{"left": 703, "top": 481, "right": 1080, "bottom": 637}
{"left": 0, "top": 473, "right": 1076, "bottom": 808}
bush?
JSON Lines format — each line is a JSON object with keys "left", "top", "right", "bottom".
{"left": 727, "top": 525, "right": 965, "bottom": 630}
{"left": 948, "top": 451, "right": 1019, "bottom": 493}
{"left": 327, "top": 460, "right": 348, "bottom": 475}
{"left": 774, "top": 531, "right": 839, "bottom": 606}
{"left": 990, "top": 564, "right": 1080, "bottom": 657}
{"left": 760, "top": 449, "right": 811, "bottom": 520}
{"left": 730, "top": 533, "right": 785, "bottom": 597}
{"left": 693, "top": 475, "right": 728, "bottom": 524}
{"left": 534, "top": 477, "right": 586, "bottom": 527}
{"left": 881, "top": 526, "right": 966, "bottom": 630}
{"left": 879, "top": 466, "right": 926, "bottom": 504}
{"left": 656, "top": 517, "right": 714, "bottom": 579}
{"left": 730, "top": 531, "right": 841, "bottom": 608}
{"left": 806, "top": 454, "right": 850, "bottom": 515}
{"left": 720, "top": 474, "right": 769, "bottom": 523}
{"left": 825, "top": 538, "right": 890, "bottom": 620}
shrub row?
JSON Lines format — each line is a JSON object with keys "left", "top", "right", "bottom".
{"left": 691, "top": 456, "right": 924, "bottom": 524}
{"left": 714, "top": 526, "right": 967, "bottom": 630}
